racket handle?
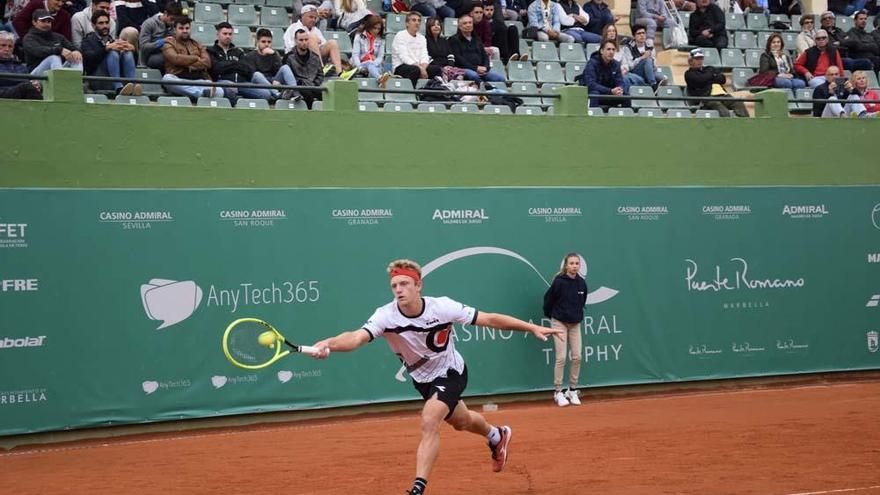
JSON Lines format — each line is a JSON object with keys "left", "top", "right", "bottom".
{"left": 298, "top": 345, "right": 325, "bottom": 356}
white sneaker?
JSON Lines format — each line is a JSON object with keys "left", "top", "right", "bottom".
{"left": 554, "top": 391, "right": 569, "bottom": 407}
{"left": 565, "top": 389, "right": 581, "bottom": 406}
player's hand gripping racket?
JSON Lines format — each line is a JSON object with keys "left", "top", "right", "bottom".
{"left": 222, "top": 318, "right": 326, "bottom": 370}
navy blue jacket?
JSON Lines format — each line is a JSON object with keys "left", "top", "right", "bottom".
{"left": 580, "top": 50, "right": 623, "bottom": 95}
{"left": 543, "top": 273, "right": 588, "bottom": 323}
{"left": 582, "top": 0, "right": 614, "bottom": 35}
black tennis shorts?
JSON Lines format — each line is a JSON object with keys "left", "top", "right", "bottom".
{"left": 413, "top": 366, "right": 468, "bottom": 420}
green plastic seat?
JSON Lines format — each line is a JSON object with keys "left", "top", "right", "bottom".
{"left": 194, "top": 2, "right": 225, "bottom": 23}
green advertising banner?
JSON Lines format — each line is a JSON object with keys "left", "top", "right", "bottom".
{"left": 1, "top": 187, "right": 878, "bottom": 436}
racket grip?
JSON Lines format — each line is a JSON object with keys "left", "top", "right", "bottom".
{"left": 298, "top": 345, "right": 326, "bottom": 356}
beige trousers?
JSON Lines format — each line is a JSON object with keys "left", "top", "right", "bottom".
{"left": 552, "top": 319, "right": 582, "bottom": 390}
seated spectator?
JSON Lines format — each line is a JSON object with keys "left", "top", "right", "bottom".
{"left": 72, "top": 0, "right": 111, "bottom": 47}
{"left": 284, "top": 5, "right": 347, "bottom": 77}
{"left": 670, "top": 0, "right": 695, "bottom": 12}
{"left": 391, "top": 11, "right": 438, "bottom": 84}
{"left": 283, "top": 28, "right": 323, "bottom": 107}
{"left": 768, "top": 0, "right": 800, "bottom": 15}
{"left": 848, "top": 69, "right": 879, "bottom": 116}
{"left": 484, "top": 0, "right": 524, "bottom": 61}
{"left": 242, "top": 28, "right": 298, "bottom": 91}
{"left": 208, "top": 22, "right": 279, "bottom": 100}
{"left": 0, "top": 30, "right": 42, "bottom": 99}
{"left": 293, "top": 0, "right": 334, "bottom": 31}
{"left": 526, "top": 0, "right": 574, "bottom": 42}
{"left": 580, "top": 39, "right": 629, "bottom": 108}
{"left": 685, "top": 47, "right": 747, "bottom": 117}
{"left": 449, "top": 13, "right": 506, "bottom": 82}
{"left": 139, "top": 2, "right": 181, "bottom": 71}
{"left": 410, "top": 0, "right": 455, "bottom": 19}
{"left": 759, "top": 32, "right": 805, "bottom": 89}
{"left": 82, "top": 9, "right": 140, "bottom": 94}
{"left": 14, "top": 0, "right": 70, "bottom": 40}
{"left": 470, "top": 2, "right": 499, "bottom": 60}
{"left": 601, "top": 24, "right": 640, "bottom": 87}
{"left": 425, "top": 14, "right": 461, "bottom": 78}
{"left": 829, "top": 0, "right": 867, "bottom": 16}
{"left": 582, "top": 0, "right": 616, "bottom": 38}
{"left": 794, "top": 29, "right": 845, "bottom": 88}
{"left": 820, "top": 10, "right": 873, "bottom": 71}
{"left": 114, "top": 0, "right": 162, "bottom": 40}
{"left": 334, "top": 0, "right": 372, "bottom": 33}
{"left": 619, "top": 24, "right": 667, "bottom": 90}
{"left": 161, "top": 16, "right": 224, "bottom": 99}
{"left": 557, "top": 0, "right": 600, "bottom": 44}
{"left": 811, "top": 65, "right": 863, "bottom": 116}
{"left": 23, "top": 9, "right": 82, "bottom": 74}
{"left": 843, "top": 11, "right": 879, "bottom": 71}
{"left": 495, "top": 0, "right": 522, "bottom": 20}
{"left": 633, "top": 0, "right": 674, "bottom": 44}
{"left": 795, "top": 15, "right": 815, "bottom": 54}
{"left": 601, "top": 23, "right": 629, "bottom": 46}
{"left": 735, "top": 0, "right": 764, "bottom": 13}
{"left": 351, "top": 15, "right": 388, "bottom": 80}
{"left": 688, "top": 0, "right": 726, "bottom": 49}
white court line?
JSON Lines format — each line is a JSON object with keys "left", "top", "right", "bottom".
{"left": 2, "top": 381, "right": 873, "bottom": 458}
{"left": 782, "top": 485, "right": 880, "bottom": 495}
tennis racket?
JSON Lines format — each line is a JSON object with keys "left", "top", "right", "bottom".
{"left": 222, "top": 317, "right": 325, "bottom": 370}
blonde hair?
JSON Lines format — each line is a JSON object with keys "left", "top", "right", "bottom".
{"left": 556, "top": 253, "right": 580, "bottom": 277}
{"left": 850, "top": 70, "right": 867, "bottom": 88}
{"left": 387, "top": 259, "right": 422, "bottom": 276}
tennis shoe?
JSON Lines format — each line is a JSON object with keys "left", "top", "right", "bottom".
{"left": 489, "top": 425, "right": 512, "bottom": 472}
{"left": 565, "top": 389, "right": 581, "bottom": 406}
{"left": 340, "top": 67, "right": 358, "bottom": 80}
{"left": 554, "top": 391, "right": 569, "bottom": 407}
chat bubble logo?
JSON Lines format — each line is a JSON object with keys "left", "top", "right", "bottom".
{"left": 278, "top": 370, "right": 293, "bottom": 383}
{"left": 140, "top": 278, "right": 203, "bottom": 329}
{"left": 142, "top": 381, "right": 159, "bottom": 394}
{"left": 211, "top": 375, "right": 227, "bottom": 389}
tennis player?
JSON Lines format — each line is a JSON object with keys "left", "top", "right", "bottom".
{"left": 311, "top": 258, "right": 562, "bottom": 495}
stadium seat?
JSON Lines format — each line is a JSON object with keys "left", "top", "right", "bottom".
{"left": 565, "top": 62, "right": 585, "bottom": 83}
{"left": 387, "top": 14, "right": 406, "bottom": 33}
{"left": 263, "top": 27, "right": 285, "bottom": 50}
{"left": 355, "top": 78, "right": 383, "bottom": 101}
{"left": 531, "top": 42, "right": 559, "bottom": 61}
{"left": 540, "top": 82, "right": 564, "bottom": 105}
{"left": 197, "top": 97, "right": 232, "bottom": 107}
{"left": 504, "top": 20, "right": 524, "bottom": 34}
{"left": 745, "top": 49, "right": 761, "bottom": 68}
{"left": 585, "top": 43, "right": 599, "bottom": 59}
{"left": 229, "top": 5, "right": 257, "bottom": 25}
{"left": 416, "top": 103, "right": 447, "bottom": 113}
{"left": 483, "top": 104, "right": 513, "bottom": 114}
{"left": 536, "top": 62, "right": 564, "bottom": 83}
{"left": 694, "top": 109, "right": 720, "bottom": 118}
{"left": 357, "top": 101, "right": 380, "bottom": 111}
{"left": 657, "top": 85, "right": 687, "bottom": 109}
{"left": 84, "top": 93, "right": 108, "bottom": 104}
{"left": 657, "top": 65, "right": 673, "bottom": 84}
{"left": 769, "top": 14, "right": 791, "bottom": 27}
{"left": 509, "top": 82, "right": 540, "bottom": 105}
{"left": 384, "top": 102, "right": 413, "bottom": 112}
{"left": 734, "top": 31, "right": 757, "bottom": 49}
{"left": 757, "top": 31, "right": 771, "bottom": 49}
{"left": 236, "top": 98, "right": 270, "bottom": 109}
{"left": 194, "top": 2, "right": 225, "bottom": 23}
{"left": 607, "top": 107, "right": 634, "bottom": 116}
{"left": 781, "top": 31, "right": 797, "bottom": 48}
{"left": 450, "top": 103, "right": 479, "bottom": 113}
{"left": 587, "top": 107, "right": 605, "bottom": 116}
{"left": 191, "top": 22, "right": 215, "bottom": 45}
{"left": 263, "top": 0, "right": 289, "bottom": 6}
{"left": 679, "top": 11, "right": 691, "bottom": 26}
{"left": 507, "top": 61, "right": 536, "bottom": 82}
{"left": 310, "top": 100, "right": 322, "bottom": 110}
{"left": 666, "top": 108, "right": 691, "bottom": 118}
{"left": 637, "top": 107, "right": 663, "bottom": 117}
{"left": 558, "top": 42, "right": 586, "bottom": 63}
{"left": 444, "top": 17, "right": 458, "bottom": 35}
{"left": 515, "top": 106, "right": 543, "bottom": 115}
{"left": 865, "top": 71, "right": 880, "bottom": 87}
{"left": 325, "top": 31, "right": 353, "bottom": 53}
{"left": 725, "top": 13, "right": 745, "bottom": 30}
{"left": 134, "top": 68, "right": 165, "bottom": 96}
{"left": 792, "top": 87, "right": 812, "bottom": 112}
{"left": 732, "top": 67, "right": 756, "bottom": 90}
{"left": 236, "top": 0, "right": 264, "bottom": 5}
{"left": 157, "top": 96, "right": 192, "bottom": 106}
{"left": 384, "top": 78, "right": 416, "bottom": 102}
{"left": 275, "top": 99, "right": 309, "bottom": 109}
{"left": 746, "top": 13, "right": 768, "bottom": 30}
{"left": 702, "top": 47, "right": 721, "bottom": 67}
{"left": 867, "top": 17, "right": 875, "bottom": 33}
{"left": 629, "top": 85, "right": 657, "bottom": 108}
{"left": 232, "top": 26, "right": 253, "bottom": 47}
{"left": 490, "top": 58, "right": 505, "bottom": 75}
{"left": 836, "top": 16, "right": 853, "bottom": 31}
{"left": 365, "top": 0, "right": 381, "bottom": 13}
{"left": 114, "top": 95, "right": 150, "bottom": 105}
{"left": 721, "top": 48, "right": 745, "bottom": 68}
{"left": 519, "top": 38, "right": 529, "bottom": 57}
{"left": 260, "top": 7, "right": 288, "bottom": 27}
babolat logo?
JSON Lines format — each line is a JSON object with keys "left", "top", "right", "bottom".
{"left": 0, "top": 223, "right": 28, "bottom": 249}
{"left": 0, "top": 336, "right": 46, "bottom": 349}
{"left": 782, "top": 204, "right": 829, "bottom": 218}
{"left": 1, "top": 279, "right": 38, "bottom": 292}
{"left": 432, "top": 209, "right": 489, "bottom": 225}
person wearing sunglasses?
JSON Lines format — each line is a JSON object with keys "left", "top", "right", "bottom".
{"left": 794, "top": 28, "right": 845, "bottom": 88}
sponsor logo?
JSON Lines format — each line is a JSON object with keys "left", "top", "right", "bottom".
{"left": 527, "top": 207, "right": 582, "bottom": 223}
{"left": 331, "top": 208, "right": 394, "bottom": 225}
{"left": 141, "top": 379, "right": 191, "bottom": 395}
{"left": 219, "top": 209, "right": 287, "bottom": 228}
{"left": 206, "top": 280, "right": 320, "bottom": 313}
{"left": 776, "top": 339, "right": 809, "bottom": 351}
{"left": 277, "top": 369, "right": 322, "bottom": 383}
{"left": 211, "top": 374, "right": 257, "bottom": 389}
{"left": 782, "top": 204, "right": 829, "bottom": 219}
{"left": 0, "top": 223, "right": 28, "bottom": 249}
{"left": 688, "top": 344, "right": 723, "bottom": 356}
{"left": 869, "top": 253, "right": 880, "bottom": 263}
{"left": 867, "top": 295, "right": 880, "bottom": 308}
{"left": 868, "top": 331, "right": 878, "bottom": 353}
{"left": 685, "top": 258, "right": 805, "bottom": 292}
{"left": 872, "top": 204, "right": 880, "bottom": 230}
{"left": 98, "top": 211, "right": 174, "bottom": 230}
{"left": 1, "top": 279, "right": 38, "bottom": 292}
{"left": 0, "top": 336, "right": 46, "bottom": 349}
{"left": 435, "top": 385, "right": 446, "bottom": 392}
{"left": 140, "top": 279, "right": 204, "bottom": 329}
{"left": 0, "top": 388, "right": 47, "bottom": 406}
{"left": 431, "top": 209, "right": 489, "bottom": 225}
{"left": 731, "top": 342, "right": 765, "bottom": 353}
{"left": 701, "top": 205, "right": 751, "bottom": 221}
{"left": 616, "top": 205, "right": 669, "bottom": 221}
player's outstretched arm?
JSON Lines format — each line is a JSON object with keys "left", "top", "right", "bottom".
{"left": 312, "top": 329, "right": 371, "bottom": 359}
{"left": 474, "top": 312, "right": 563, "bottom": 341}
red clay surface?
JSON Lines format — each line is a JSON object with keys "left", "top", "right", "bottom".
{"left": 2, "top": 380, "right": 879, "bottom": 495}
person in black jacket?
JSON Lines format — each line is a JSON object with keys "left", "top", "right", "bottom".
{"left": 207, "top": 22, "right": 278, "bottom": 100}
{"left": 81, "top": 9, "right": 140, "bottom": 94}
{"left": 685, "top": 48, "right": 747, "bottom": 117}
{"left": 449, "top": 14, "right": 506, "bottom": 82}
{"left": 688, "top": 0, "right": 727, "bottom": 49}
{"left": 543, "top": 253, "right": 588, "bottom": 408}
{"left": 22, "top": 9, "right": 82, "bottom": 74}
{"left": 242, "top": 28, "right": 298, "bottom": 89}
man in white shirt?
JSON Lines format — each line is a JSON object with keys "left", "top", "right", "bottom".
{"left": 283, "top": 4, "right": 344, "bottom": 76}
{"left": 311, "top": 258, "right": 561, "bottom": 495}
{"left": 391, "top": 11, "right": 437, "bottom": 84}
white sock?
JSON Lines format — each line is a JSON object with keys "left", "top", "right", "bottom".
{"left": 487, "top": 426, "right": 501, "bottom": 446}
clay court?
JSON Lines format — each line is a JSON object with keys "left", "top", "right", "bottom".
{"left": 2, "top": 376, "right": 878, "bottom": 495}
